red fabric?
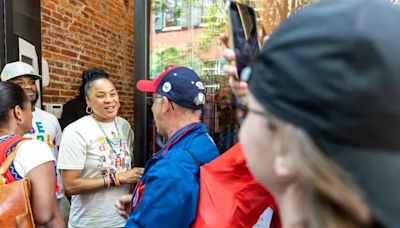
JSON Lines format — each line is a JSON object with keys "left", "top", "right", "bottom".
{"left": 0, "top": 135, "right": 26, "bottom": 184}
{"left": 131, "top": 180, "right": 145, "bottom": 212}
{"left": 192, "top": 143, "right": 281, "bottom": 228}
{"left": 136, "top": 65, "right": 183, "bottom": 92}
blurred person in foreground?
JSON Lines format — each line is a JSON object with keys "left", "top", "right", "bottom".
{"left": 221, "top": 14, "right": 281, "bottom": 228}
{"left": 0, "top": 81, "right": 65, "bottom": 227}
{"left": 116, "top": 66, "right": 219, "bottom": 227}
{"left": 240, "top": 0, "right": 400, "bottom": 227}
{"left": 1, "top": 61, "right": 69, "bottom": 223}
{"left": 57, "top": 76, "right": 144, "bottom": 228}
{"left": 60, "top": 68, "right": 109, "bottom": 130}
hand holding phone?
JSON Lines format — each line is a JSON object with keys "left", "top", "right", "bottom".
{"left": 228, "top": 1, "right": 260, "bottom": 80}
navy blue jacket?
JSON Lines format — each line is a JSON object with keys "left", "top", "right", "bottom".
{"left": 125, "top": 123, "right": 219, "bottom": 227}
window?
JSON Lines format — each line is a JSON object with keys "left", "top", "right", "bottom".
{"left": 148, "top": 0, "right": 319, "bottom": 154}
{"left": 150, "top": 0, "right": 237, "bottom": 153}
{"left": 154, "top": 0, "right": 183, "bottom": 30}
{"left": 154, "top": 0, "right": 211, "bottom": 31}
{"left": 164, "top": 0, "right": 181, "bottom": 27}
{"left": 200, "top": 0, "right": 215, "bottom": 25}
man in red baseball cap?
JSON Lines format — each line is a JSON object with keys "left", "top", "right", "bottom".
{"left": 117, "top": 66, "right": 219, "bottom": 227}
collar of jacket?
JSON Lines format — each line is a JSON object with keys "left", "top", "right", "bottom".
{"left": 152, "top": 122, "right": 205, "bottom": 159}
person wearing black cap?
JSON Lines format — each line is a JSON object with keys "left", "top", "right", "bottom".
{"left": 240, "top": 0, "right": 400, "bottom": 228}
{"left": 59, "top": 67, "right": 109, "bottom": 130}
{"left": 116, "top": 66, "right": 219, "bottom": 227}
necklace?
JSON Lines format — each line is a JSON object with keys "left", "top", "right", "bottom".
{"left": 0, "top": 130, "right": 17, "bottom": 137}
{"left": 91, "top": 115, "right": 123, "bottom": 153}
{"left": 91, "top": 115, "right": 132, "bottom": 173}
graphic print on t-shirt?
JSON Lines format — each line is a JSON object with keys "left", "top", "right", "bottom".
{"left": 27, "top": 119, "right": 63, "bottom": 196}
{"left": 29, "top": 121, "right": 57, "bottom": 148}
{"left": 96, "top": 130, "right": 131, "bottom": 175}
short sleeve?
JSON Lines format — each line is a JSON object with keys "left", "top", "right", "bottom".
{"left": 13, "top": 140, "right": 55, "bottom": 177}
{"left": 54, "top": 117, "right": 62, "bottom": 148}
{"left": 57, "top": 126, "right": 87, "bottom": 170}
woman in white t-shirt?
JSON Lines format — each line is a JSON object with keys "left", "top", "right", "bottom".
{"left": 0, "top": 81, "right": 65, "bottom": 227}
{"left": 58, "top": 76, "right": 144, "bottom": 228}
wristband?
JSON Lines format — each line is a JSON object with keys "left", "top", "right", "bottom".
{"left": 115, "top": 173, "right": 121, "bottom": 186}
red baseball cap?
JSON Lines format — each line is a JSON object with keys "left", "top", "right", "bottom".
{"left": 136, "top": 66, "right": 205, "bottom": 110}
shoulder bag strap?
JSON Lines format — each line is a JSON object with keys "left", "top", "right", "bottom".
{"left": 0, "top": 140, "right": 27, "bottom": 179}
{"left": 185, "top": 149, "right": 201, "bottom": 168}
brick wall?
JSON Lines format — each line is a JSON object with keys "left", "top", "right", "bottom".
{"left": 41, "top": 0, "right": 135, "bottom": 125}
{"left": 151, "top": 28, "right": 224, "bottom": 60}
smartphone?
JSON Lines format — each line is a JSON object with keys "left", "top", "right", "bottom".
{"left": 228, "top": 1, "right": 260, "bottom": 80}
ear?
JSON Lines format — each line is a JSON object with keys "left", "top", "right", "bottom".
{"left": 85, "top": 96, "right": 90, "bottom": 107}
{"left": 13, "top": 105, "right": 24, "bottom": 124}
{"left": 161, "top": 96, "right": 171, "bottom": 113}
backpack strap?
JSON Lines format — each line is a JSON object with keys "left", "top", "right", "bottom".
{"left": 185, "top": 149, "right": 200, "bottom": 168}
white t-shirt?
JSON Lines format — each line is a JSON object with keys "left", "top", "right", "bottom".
{"left": 24, "top": 107, "right": 64, "bottom": 199}
{"left": 58, "top": 115, "right": 134, "bottom": 228}
{"left": 0, "top": 136, "right": 56, "bottom": 178}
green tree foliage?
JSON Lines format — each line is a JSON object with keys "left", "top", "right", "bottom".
{"left": 196, "top": 1, "right": 227, "bottom": 52}
{"left": 150, "top": 0, "right": 226, "bottom": 78}
{"left": 150, "top": 0, "right": 323, "bottom": 78}
{"left": 150, "top": 44, "right": 185, "bottom": 77}
{"left": 150, "top": 44, "right": 203, "bottom": 78}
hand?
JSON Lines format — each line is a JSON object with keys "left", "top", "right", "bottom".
{"left": 119, "top": 167, "right": 144, "bottom": 185}
{"left": 115, "top": 194, "right": 133, "bottom": 219}
{"left": 220, "top": 33, "right": 249, "bottom": 98}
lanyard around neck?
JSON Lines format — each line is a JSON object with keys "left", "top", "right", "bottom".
{"left": 91, "top": 115, "right": 122, "bottom": 149}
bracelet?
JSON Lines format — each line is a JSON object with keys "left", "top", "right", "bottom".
{"left": 102, "top": 175, "right": 107, "bottom": 188}
{"left": 108, "top": 174, "right": 112, "bottom": 188}
{"left": 109, "top": 173, "right": 116, "bottom": 187}
{"left": 115, "top": 173, "right": 121, "bottom": 186}
{"left": 103, "top": 175, "right": 110, "bottom": 188}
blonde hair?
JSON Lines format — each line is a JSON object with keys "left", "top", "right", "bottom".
{"left": 266, "top": 112, "right": 371, "bottom": 228}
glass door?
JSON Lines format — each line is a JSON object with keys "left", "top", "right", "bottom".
{"left": 134, "top": 0, "right": 316, "bottom": 164}
{"left": 148, "top": 0, "right": 237, "bottom": 154}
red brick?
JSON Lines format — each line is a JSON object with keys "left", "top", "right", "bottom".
{"left": 61, "top": 49, "right": 77, "bottom": 58}
{"left": 52, "top": 11, "right": 65, "bottom": 22}
{"left": 43, "top": 88, "right": 60, "bottom": 96}
{"left": 41, "top": 0, "right": 135, "bottom": 124}
{"left": 60, "top": 90, "right": 77, "bottom": 97}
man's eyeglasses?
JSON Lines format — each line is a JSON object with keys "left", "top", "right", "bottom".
{"left": 247, "top": 108, "right": 267, "bottom": 117}
{"left": 145, "top": 96, "right": 175, "bottom": 110}
{"left": 146, "top": 96, "right": 163, "bottom": 106}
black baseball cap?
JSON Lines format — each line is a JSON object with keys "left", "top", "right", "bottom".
{"left": 249, "top": 0, "right": 400, "bottom": 227}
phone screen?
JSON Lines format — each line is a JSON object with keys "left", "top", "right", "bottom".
{"left": 229, "top": 1, "right": 260, "bottom": 79}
